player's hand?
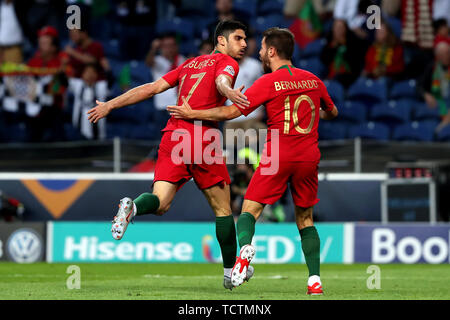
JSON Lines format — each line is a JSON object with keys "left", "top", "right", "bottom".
{"left": 151, "top": 39, "right": 161, "bottom": 51}
{"left": 424, "top": 93, "right": 437, "bottom": 108}
{"left": 87, "top": 100, "right": 112, "bottom": 123}
{"left": 227, "top": 85, "right": 249, "bottom": 109}
{"left": 167, "top": 96, "right": 194, "bottom": 119}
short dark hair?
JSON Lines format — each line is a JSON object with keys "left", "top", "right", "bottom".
{"left": 82, "top": 62, "right": 99, "bottom": 73}
{"left": 214, "top": 20, "right": 247, "bottom": 46}
{"left": 158, "top": 31, "right": 177, "bottom": 40}
{"left": 262, "top": 27, "right": 295, "bottom": 60}
{"left": 433, "top": 18, "right": 448, "bottom": 34}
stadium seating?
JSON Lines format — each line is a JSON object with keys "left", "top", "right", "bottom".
{"left": 191, "top": 17, "right": 215, "bottom": 39}
{"left": 257, "top": 0, "right": 285, "bottom": 16}
{"left": 156, "top": 17, "right": 195, "bottom": 41}
{"left": 179, "top": 40, "right": 200, "bottom": 57}
{"left": 1, "top": 123, "right": 28, "bottom": 143}
{"left": 253, "top": 15, "right": 285, "bottom": 34}
{"left": 106, "top": 122, "right": 128, "bottom": 139}
{"left": 107, "top": 97, "right": 154, "bottom": 125}
{"left": 392, "top": 120, "right": 438, "bottom": 142}
{"left": 108, "top": 58, "right": 127, "bottom": 80}
{"left": 413, "top": 102, "right": 441, "bottom": 122}
{"left": 389, "top": 79, "right": 419, "bottom": 101}
{"left": 175, "top": 0, "right": 214, "bottom": 17}
{"left": 348, "top": 122, "right": 391, "bottom": 140}
{"left": 370, "top": 100, "right": 412, "bottom": 124}
{"left": 233, "top": 0, "right": 258, "bottom": 21}
{"left": 323, "top": 79, "right": 345, "bottom": 106}
{"left": 347, "top": 77, "right": 388, "bottom": 106}
{"left": 338, "top": 101, "right": 367, "bottom": 123}
{"left": 3, "top": 3, "right": 446, "bottom": 146}
{"left": 63, "top": 123, "right": 84, "bottom": 141}
{"left": 101, "top": 39, "right": 121, "bottom": 60}
{"left": 318, "top": 120, "right": 348, "bottom": 140}
{"left": 107, "top": 122, "right": 158, "bottom": 140}
{"left": 129, "top": 60, "right": 152, "bottom": 85}
{"left": 297, "top": 58, "right": 326, "bottom": 78}
{"left": 128, "top": 123, "right": 159, "bottom": 140}
{"left": 299, "top": 38, "right": 327, "bottom": 59}
{"left": 386, "top": 17, "right": 402, "bottom": 39}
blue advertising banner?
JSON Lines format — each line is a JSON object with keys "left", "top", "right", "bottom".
{"left": 353, "top": 224, "right": 450, "bottom": 264}
{"left": 47, "top": 222, "right": 345, "bottom": 264}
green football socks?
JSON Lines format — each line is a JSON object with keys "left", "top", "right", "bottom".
{"left": 215, "top": 215, "right": 237, "bottom": 268}
{"left": 299, "top": 226, "right": 321, "bottom": 277}
{"left": 236, "top": 212, "right": 256, "bottom": 247}
{"left": 133, "top": 193, "right": 160, "bottom": 216}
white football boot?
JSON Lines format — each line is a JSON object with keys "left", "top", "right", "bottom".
{"left": 245, "top": 265, "right": 255, "bottom": 282}
{"left": 231, "top": 244, "right": 256, "bottom": 287}
{"left": 111, "top": 197, "right": 136, "bottom": 240}
{"left": 223, "top": 265, "right": 255, "bottom": 290}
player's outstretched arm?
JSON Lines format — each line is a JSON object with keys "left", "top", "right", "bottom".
{"left": 320, "top": 105, "right": 339, "bottom": 120}
{"left": 167, "top": 96, "right": 242, "bottom": 121}
{"left": 215, "top": 74, "right": 250, "bottom": 109}
{"left": 87, "top": 78, "right": 171, "bottom": 123}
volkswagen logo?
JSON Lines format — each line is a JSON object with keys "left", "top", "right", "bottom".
{"left": 6, "top": 229, "right": 43, "bottom": 263}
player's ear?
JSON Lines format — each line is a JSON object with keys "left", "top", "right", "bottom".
{"left": 268, "top": 46, "right": 276, "bottom": 58}
{"left": 217, "top": 35, "right": 226, "bottom": 47}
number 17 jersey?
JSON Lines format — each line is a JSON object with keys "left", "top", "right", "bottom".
{"left": 162, "top": 52, "right": 239, "bottom": 133}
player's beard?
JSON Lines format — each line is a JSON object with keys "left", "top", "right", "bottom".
{"left": 229, "top": 47, "right": 245, "bottom": 61}
{"left": 261, "top": 51, "right": 271, "bottom": 74}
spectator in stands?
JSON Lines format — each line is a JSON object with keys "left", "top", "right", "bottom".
{"left": 27, "top": 26, "right": 69, "bottom": 142}
{"left": 381, "top": 0, "right": 401, "bottom": 18}
{"left": 28, "top": 26, "right": 68, "bottom": 72}
{"left": 202, "top": 0, "right": 235, "bottom": 41}
{"left": 433, "top": 0, "right": 450, "bottom": 27}
{"left": 433, "top": 18, "right": 450, "bottom": 46}
{"left": 284, "top": 0, "right": 334, "bottom": 50}
{"left": 68, "top": 63, "right": 109, "bottom": 140}
{"left": 114, "top": 0, "right": 157, "bottom": 61}
{"left": 0, "top": 0, "right": 25, "bottom": 63}
{"left": 65, "top": 26, "right": 109, "bottom": 80}
{"left": 320, "top": 19, "right": 367, "bottom": 88}
{"left": 146, "top": 32, "right": 186, "bottom": 135}
{"left": 401, "top": 0, "right": 434, "bottom": 49}
{"left": 419, "top": 41, "right": 450, "bottom": 129}
{"left": 26, "top": 1, "right": 66, "bottom": 46}
{"left": 198, "top": 39, "right": 214, "bottom": 56}
{"left": 334, "top": 0, "right": 375, "bottom": 42}
{"left": 363, "top": 20, "right": 405, "bottom": 80}
{"left": 284, "top": 0, "right": 336, "bottom": 20}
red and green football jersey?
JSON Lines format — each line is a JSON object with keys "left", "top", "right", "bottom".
{"left": 162, "top": 52, "right": 239, "bottom": 133}
{"left": 239, "top": 65, "right": 335, "bottom": 162}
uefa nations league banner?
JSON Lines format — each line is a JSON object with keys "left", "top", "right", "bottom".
{"left": 47, "top": 222, "right": 345, "bottom": 264}
{"left": 353, "top": 224, "right": 450, "bottom": 264}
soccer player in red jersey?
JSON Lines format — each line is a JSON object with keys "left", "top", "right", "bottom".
{"left": 168, "top": 27, "right": 339, "bottom": 295}
{"left": 87, "top": 20, "right": 251, "bottom": 289}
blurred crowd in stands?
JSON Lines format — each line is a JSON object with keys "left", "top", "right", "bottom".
{"left": 0, "top": 0, "right": 449, "bottom": 144}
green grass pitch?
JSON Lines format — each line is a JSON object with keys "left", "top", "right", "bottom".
{"left": 0, "top": 263, "right": 449, "bottom": 300}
